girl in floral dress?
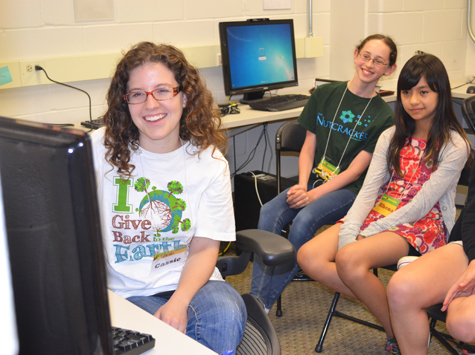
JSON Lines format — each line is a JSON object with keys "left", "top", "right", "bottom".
{"left": 297, "top": 53, "right": 471, "bottom": 354}
{"left": 387, "top": 149, "right": 475, "bottom": 355}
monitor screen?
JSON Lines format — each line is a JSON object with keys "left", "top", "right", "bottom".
{"left": 0, "top": 116, "right": 113, "bottom": 355}
{"left": 219, "top": 19, "right": 299, "bottom": 103}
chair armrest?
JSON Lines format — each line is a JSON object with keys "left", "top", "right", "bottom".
{"left": 235, "top": 229, "right": 296, "bottom": 267}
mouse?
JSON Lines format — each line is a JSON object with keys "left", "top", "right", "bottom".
{"left": 466, "top": 86, "right": 475, "bottom": 94}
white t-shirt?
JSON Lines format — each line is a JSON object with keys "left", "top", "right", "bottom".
{"left": 91, "top": 128, "right": 235, "bottom": 298}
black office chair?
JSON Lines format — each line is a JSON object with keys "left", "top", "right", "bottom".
{"left": 274, "top": 120, "right": 309, "bottom": 316}
{"left": 462, "top": 95, "right": 475, "bottom": 135}
{"left": 216, "top": 229, "right": 296, "bottom": 355}
{"left": 275, "top": 120, "right": 307, "bottom": 194}
{"left": 315, "top": 264, "right": 398, "bottom": 352}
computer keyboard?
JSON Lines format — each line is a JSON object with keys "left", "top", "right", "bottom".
{"left": 112, "top": 326, "right": 156, "bottom": 355}
{"left": 81, "top": 118, "right": 104, "bottom": 129}
{"left": 248, "top": 94, "right": 310, "bottom": 112}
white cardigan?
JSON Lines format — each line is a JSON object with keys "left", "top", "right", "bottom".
{"left": 338, "top": 126, "right": 469, "bottom": 250}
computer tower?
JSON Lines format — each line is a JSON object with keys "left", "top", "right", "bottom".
{"left": 234, "top": 171, "right": 297, "bottom": 231}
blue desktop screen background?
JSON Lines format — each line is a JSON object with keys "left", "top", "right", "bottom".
{"left": 226, "top": 23, "right": 295, "bottom": 89}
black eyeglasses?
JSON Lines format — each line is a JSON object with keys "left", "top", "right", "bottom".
{"left": 124, "top": 86, "right": 181, "bottom": 104}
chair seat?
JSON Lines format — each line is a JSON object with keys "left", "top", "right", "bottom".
{"left": 426, "top": 303, "right": 446, "bottom": 322}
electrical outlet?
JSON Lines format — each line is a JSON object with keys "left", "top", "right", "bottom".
{"left": 20, "top": 60, "right": 47, "bottom": 87}
{"left": 467, "top": 75, "right": 475, "bottom": 83}
{"left": 217, "top": 53, "right": 222, "bottom": 66}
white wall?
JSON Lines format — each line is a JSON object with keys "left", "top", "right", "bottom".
{"left": 329, "top": 0, "right": 469, "bottom": 88}
{"left": 466, "top": 0, "right": 475, "bottom": 78}
{"left": 0, "top": 0, "right": 473, "bottom": 179}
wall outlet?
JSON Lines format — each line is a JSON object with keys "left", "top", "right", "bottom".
{"left": 217, "top": 53, "right": 222, "bottom": 66}
{"left": 467, "top": 75, "right": 475, "bottom": 83}
{"left": 20, "top": 60, "right": 48, "bottom": 87}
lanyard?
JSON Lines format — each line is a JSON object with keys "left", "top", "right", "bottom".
{"left": 318, "top": 86, "right": 374, "bottom": 174}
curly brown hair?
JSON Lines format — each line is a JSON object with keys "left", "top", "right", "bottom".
{"left": 103, "top": 42, "right": 226, "bottom": 179}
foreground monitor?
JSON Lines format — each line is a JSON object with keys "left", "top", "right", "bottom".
{"left": 0, "top": 116, "right": 113, "bottom": 354}
{"left": 219, "top": 18, "right": 299, "bottom": 103}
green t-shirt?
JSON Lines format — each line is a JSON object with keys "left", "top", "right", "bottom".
{"left": 297, "top": 81, "right": 394, "bottom": 194}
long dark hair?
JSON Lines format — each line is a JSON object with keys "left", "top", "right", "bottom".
{"left": 388, "top": 53, "right": 470, "bottom": 176}
{"left": 103, "top": 42, "right": 226, "bottom": 179}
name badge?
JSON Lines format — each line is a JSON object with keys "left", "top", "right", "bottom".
{"left": 373, "top": 194, "right": 400, "bottom": 217}
{"left": 150, "top": 245, "right": 186, "bottom": 275}
{"left": 314, "top": 158, "right": 340, "bottom": 181}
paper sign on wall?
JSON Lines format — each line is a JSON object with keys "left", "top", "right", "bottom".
{"left": 0, "top": 67, "right": 13, "bottom": 86}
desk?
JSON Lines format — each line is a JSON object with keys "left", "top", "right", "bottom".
{"left": 452, "top": 83, "right": 475, "bottom": 100}
{"left": 108, "top": 290, "right": 218, "bottom": 355}
{"left": 221, "top": 104, "right": 302, "bottom": 130}
{"left": 220, "top": 93, "right": 397, "bottom": 130}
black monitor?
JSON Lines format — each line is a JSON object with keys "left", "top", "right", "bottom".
{"left": 0, "top": 116, "right": 113, "bottom": 355}
{"left": 219, "top": 18, "right": 299, "bottom": 103}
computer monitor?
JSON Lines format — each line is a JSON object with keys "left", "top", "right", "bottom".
{"left": 0, "top": 116, "right": 113, "bottom": 355}
{"left": 219, "top": 18, "right": 299, "bottom": 103}
{"left": 0, "top": 173, "right": 18, "bottom": 355}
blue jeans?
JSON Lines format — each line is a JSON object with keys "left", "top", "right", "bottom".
{"left": 250, "top": 185, "right": 356, "bottom": 309}
{"left": 127, "top": 280, "right": 246, "bottom": 354}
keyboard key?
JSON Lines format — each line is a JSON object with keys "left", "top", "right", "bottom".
{"left": 111, "top": 326, "right": 156, "bottom": 355}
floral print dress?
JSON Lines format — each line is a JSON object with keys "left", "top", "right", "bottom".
{"left": 359, "top": 138, "right": 447, "bottom": 255}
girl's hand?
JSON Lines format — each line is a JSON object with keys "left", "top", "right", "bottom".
{"left": 442, "top": 261, "right": 475, "bottom": 311}
{"left": 154, "top": 297, "right": 188, "bottom": 333}
{"left": 287, "top": 185, "right": 311, "bottom": 209}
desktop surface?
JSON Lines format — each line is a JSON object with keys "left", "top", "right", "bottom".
{"left": 108, "top": 290, "right": 217, "bottom": 355}
{"left": 75, "top": 85, "right": 473, "bottom": 132}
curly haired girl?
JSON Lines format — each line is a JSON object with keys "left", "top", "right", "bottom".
{"left": 91, "top": 42, "right": 246, "bottom": 354}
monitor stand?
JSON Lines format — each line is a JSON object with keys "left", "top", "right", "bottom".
{"left": 240, "top": 91, "right": 265, "bottom": 104}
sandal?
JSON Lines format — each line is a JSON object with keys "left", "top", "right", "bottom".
{"left": 463, "top": 343, "right": 475, "bottom": 355}
{"left": 384, "top": 337, "right": 401, "bottom": 355}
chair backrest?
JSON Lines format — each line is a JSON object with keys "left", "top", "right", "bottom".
{"left": 276, "top": 120, "right": 307, "bottom": 153}
{"left": 216, "top": 229, "right": 296, "bottom": 355}
{"left": 458, "top": 149, "right": 473, "bottom": 187}
{"left": 462, "top": 95, "right": 475, "bottom": 135}
{"left": 216, "top": 253, "right": 281, "bottom": 355}
{"left": 236, "top": 294, "right": 280, "bottom": 355}
{"left": 275, "top": 120, "right": 307, "bottom": 193}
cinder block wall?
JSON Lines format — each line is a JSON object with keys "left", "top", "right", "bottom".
{"left": 0, "top": 0, "right": 473, "bottom": 178}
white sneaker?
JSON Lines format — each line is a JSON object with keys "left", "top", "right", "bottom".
{"left": 397, "top": 256, "right": 419, "bottom": 270}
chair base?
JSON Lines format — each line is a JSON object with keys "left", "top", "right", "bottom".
{"left": 428, "top": 317, "right": 460, "bottom": 355}
{"left": 276, "top": 297, "right": 283, "bottom": 317}
{"left": 275, "top": 271, "right": 313, "bottom": 318}
{"left": 315, "top": 292, "right": 385, "bottom": 353}
{"left": 426, "top": 303, "right": 461, "bottom": 355}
